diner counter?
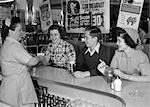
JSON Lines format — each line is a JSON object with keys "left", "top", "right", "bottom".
{"left": 31, "top": 66, "right": 150, "bottom": 107}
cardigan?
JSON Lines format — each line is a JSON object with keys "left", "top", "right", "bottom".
{"left": 76, "top": 43, "right": 116, "bottom": 76}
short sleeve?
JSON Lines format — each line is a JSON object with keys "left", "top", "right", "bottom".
{"left": 12, "top": 44, "right": 32, "bottom": 64}
{"left": 138, "top": 53, "right": 150, "bottom": 76}
{"left": 139, "top": 63, "right": 150, "bottom": 76}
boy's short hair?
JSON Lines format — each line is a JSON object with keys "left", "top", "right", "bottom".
{"left": 85, "top": 26, "right": 102, "bottom": 41}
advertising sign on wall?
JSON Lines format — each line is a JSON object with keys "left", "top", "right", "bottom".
{"left": 0, "top": 6, "right": 11, "bottom": 19}
{"left": 51, "top": 9, "right": 63, "bottom": 25}
{"left": 65, "top": 0, "right": 110, "bottom": 33}
{"left": 39, "top": 0, "right": 53, "bottom": 31}
{"left": 117, "top": 0, "right": 144, "bottom": 30}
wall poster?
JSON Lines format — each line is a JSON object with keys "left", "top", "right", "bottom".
{"left": 65, "top": 0, "right": 110, "bottom": 33}
{"left": 39, "top": 0, "right": 53, "bottom": 31}
{"left": 51, "top": 9, "right": 63, "bottom": 26}
{"left": 117, "top": 0, "right": 144, "bottom": 30}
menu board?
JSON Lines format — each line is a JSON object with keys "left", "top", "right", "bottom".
{"left": 39, "top": 0, "right": 53, "bottom": 31}
{"left": 117, "top": 0, "right": 144, "bottom": 30}
{"left": 65, "top": 0, "right": 110, "bottom": 33}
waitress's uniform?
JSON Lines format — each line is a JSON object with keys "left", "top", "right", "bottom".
{"left": 0, "top": 37, "right": 38, "bottom": 107}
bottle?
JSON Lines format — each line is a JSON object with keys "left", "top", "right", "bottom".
{"left": 114, "top": 76, "right": 122, "bottom": 92}
{"left": 110, "top": 73, "right": 116, "bottom": 90}
{"left": 105, "top": 67, "right": 114, "bottom": 83}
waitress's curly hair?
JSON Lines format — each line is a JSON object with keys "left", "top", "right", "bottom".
{"left": 48, "top": 25, "right": 66, "bottom": 38}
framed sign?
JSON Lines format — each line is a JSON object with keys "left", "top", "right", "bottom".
{"left": 39, "top": 0, "right": 53, "bottom": 31}
{"left": 51, "top": 9, "right": 63, "bottom": 25}
{"left": 117, "top": 0, "right": 144, "bottom": 30}
{"left": 65, "top": 0, "right": 110, "bottom": 33}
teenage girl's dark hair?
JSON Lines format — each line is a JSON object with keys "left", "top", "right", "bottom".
{"left": 85, "top": 26, "right": 102, "bottom": 41}
{"left": 48, "top": 25, "right": 65, "bottom": 38}
{"left": 116, "top": 27, "right": 137, "bottom": 49}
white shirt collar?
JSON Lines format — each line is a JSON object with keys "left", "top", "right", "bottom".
{"left": 85, "top": 42, "right": 100, "bottom": 56}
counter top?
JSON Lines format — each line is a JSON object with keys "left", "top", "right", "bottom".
{"left": 32, "top": 66, "right": 150, "bottom": 107}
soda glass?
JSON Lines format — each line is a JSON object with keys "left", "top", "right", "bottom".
{"left": 104, "top": 67, "right": 115, "bottom": 83}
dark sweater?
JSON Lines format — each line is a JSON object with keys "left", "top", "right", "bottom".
{"left": 76, "top": 43, "right": 116, "bottom": 76}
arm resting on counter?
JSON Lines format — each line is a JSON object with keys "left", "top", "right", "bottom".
{"left": 124, "top": 74, "right": 150, "bottom": 82}
{"left": 114, "top": 68, "right": 150, "bottom": 82}
{"left": 74, "top": 71, "right": 90, "bottom": 78}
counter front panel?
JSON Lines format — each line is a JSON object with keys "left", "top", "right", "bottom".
{"left": 32, "top": 66, "right": 126, "bottom": 107}
{"left": 31, "top": 66, "right": 150, "bottom": 107}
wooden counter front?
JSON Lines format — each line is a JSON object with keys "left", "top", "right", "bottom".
{"left": 31, "top": 66, "right": 150, "bottom": 107}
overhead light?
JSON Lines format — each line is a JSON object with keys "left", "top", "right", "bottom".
{"left": 0, "top": 0, "right": 14, "bottom": 3}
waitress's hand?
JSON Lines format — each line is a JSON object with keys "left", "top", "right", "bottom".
{"left": 97, "top": 59, "right": 107, "bottom": 75}
{"left": 74, "top": 71, "right": 90, "bottom": 78}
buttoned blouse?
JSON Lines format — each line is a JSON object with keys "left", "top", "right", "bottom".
{"left": 110, "top": 50, "right": 150, "bottom": 76}
{"left": 45, "top": 39, "right": 76, "bottom": 68}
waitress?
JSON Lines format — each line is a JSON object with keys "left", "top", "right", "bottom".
{"left": 0, "top": 17, "right": 40, "bottom": 107}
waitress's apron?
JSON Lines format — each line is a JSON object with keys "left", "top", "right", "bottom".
{"left": 0, "top": 70, "right": 38, "bottom": 107}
